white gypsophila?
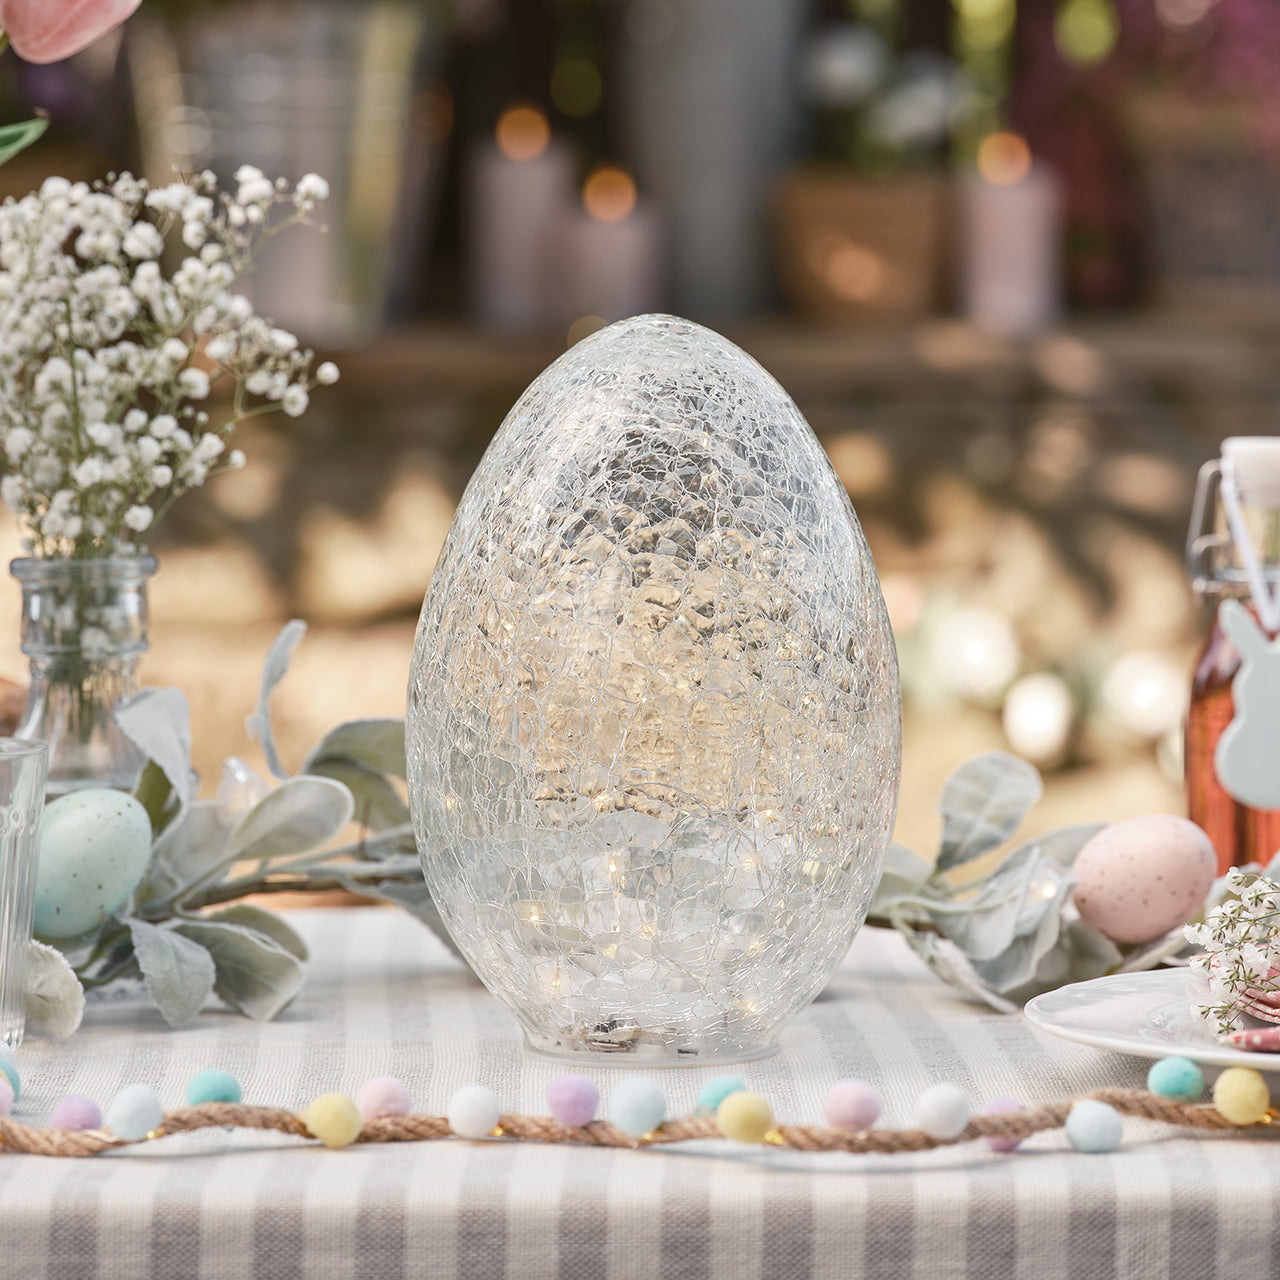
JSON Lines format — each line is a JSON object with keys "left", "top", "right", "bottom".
{"left": 0, "top": 169, "right": 339, "bottom": 557}
{"left": 1190, "top": 870, "right": 1280, "bottom": 1042}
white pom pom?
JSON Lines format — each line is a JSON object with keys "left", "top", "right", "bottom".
{"left": 447, "top": 1084, "right": 501, "bottom": 1139}
{"left": 915, "top": 1083, "right": 970, "bottom": 1140}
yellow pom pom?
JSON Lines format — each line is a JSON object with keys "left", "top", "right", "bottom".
{"left": 1212, "top": 1067, "right": 1271, "bottom": 1125}
{"left": 302, "top": 1092, "right": 364, "bottom": 1148}
{"left": 717, "top": 1091, "right": 774, "bottom": 1144}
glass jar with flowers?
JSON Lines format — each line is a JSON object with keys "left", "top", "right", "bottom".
{"left": 0, "top": 166, "right": 339, "bottom": 796}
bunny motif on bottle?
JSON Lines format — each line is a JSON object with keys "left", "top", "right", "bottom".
{"left": 1215, "top": 600, "right": 1280, "bottom": 810}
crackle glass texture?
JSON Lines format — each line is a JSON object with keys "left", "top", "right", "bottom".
{"left": 408, "top": 315, "right": 901, "bottom": 1064}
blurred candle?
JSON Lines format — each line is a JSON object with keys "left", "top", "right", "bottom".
{"left": 958, "top": 133, "right": 1063, "bottom": 338}
{"left": 469, "top": 105, "right": 573, "bottom": 330}
{"left": 559, "top": 167, "right": 663, "bottom": 322}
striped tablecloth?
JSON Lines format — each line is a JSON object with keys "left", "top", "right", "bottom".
{"left": 2, "top": 907, "right": 1275, "bottom": 1280}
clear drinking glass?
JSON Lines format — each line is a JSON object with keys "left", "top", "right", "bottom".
{"left": 0, "top": 739, "right": 48, "bottom": 1047}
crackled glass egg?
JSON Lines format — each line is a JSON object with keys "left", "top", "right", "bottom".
{"left": 407, "top": 314, "right": 901, "bottom": 1064}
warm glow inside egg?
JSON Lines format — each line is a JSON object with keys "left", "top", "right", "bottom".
{"left": 407, "top": 314, "right": 901, "bottom": 1064}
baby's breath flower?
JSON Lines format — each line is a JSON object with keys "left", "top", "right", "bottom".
{"left": 0, "top": 168, "right": 337, "bottom": 557}
{"left": 296, "top": 173, "right": 330, "bottom": 203}
{"left": 177, "top": 368, "right": 210, "bottom": 399}
{"left": 281, "top": 386, "right": 309, "bottom": 418}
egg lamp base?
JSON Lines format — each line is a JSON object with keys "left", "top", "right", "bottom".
{"left": 522, "top": 1029, "right": 781, "bottom": 1069}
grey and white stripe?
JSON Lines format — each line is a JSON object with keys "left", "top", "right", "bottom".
{"left": 0, "top": 908, "right": 1270, "bottom": 1279}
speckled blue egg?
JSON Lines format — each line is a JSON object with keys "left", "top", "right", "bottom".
{"left": 35, "top": 790, "right": 153, "bottom": 939}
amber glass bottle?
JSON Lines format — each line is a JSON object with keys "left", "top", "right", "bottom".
{"left": 1186, "top": 608, "right": 1280, "bottom": 874}
{"left": 1185, "top": 441, "right": 1280, "bottom": 874}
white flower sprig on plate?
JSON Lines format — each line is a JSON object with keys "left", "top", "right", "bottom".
{"left": 1186, "top": 867, "right": 1280, "bottom": 1039}
{"left": 0, "top": 166, "right": 339, "bottom": 558}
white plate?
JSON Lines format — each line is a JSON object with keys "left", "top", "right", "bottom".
{"left": 1024, "top": 969, "right": 1280, "bottom": 1075}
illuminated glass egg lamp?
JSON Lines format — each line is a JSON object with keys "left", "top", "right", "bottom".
{"left": 407, "top": 315, "right": 900, "bottom": 1064}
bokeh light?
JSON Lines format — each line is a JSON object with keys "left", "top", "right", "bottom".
{"left": 1002, "top": 672, "right": 1075, "bottom": 765}
{"left": 495, "top": 105, "right": 550, "bottom": 161}
{"left": 977, "top": 131, "right": 1031, "bottom": 185}
{"left": 931, "top": 607, "right": 1021, "bottom": 702}
{"left": 825, "top": 241, "right": 887, "bottom": 302}
{"left": 1155, "top": 0, "right": 1216, "bottom": 29}
{"left": 551, "top": 55, "right": 603, "bottom": 118}
{"left": 583, "top": 167, "right": 637, "bottom": 222}
{"left": 1054, "top": 0, "right": 1119, "bottom": 66}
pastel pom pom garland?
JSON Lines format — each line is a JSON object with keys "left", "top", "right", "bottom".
{"left": 356, "top": 1076, "right": 412, "bottom": 1123}
{"left": 609, "top": 1078, "right": 666, "bottom": 1139}
{"left": 825, "top": 1080, "right": 881, "bottom": 1133}
{"left": 1064, "top": 1099, "right": 1123, "bottom": 1153}
{"left": 546, "top": 1074, "right": 599, "bottom": 1128}
{"left": 104, "top": 1083, "right": 163, "bottom": 1141}
{"left": 186, "top": 1069, "right": 242, "bottom": 1107}
{"left": 0, "top": 1058, "right": 1266, "bottom": 1160}
{"left": 1146, "top": 1057, "right": 1204, "bottom": 1104}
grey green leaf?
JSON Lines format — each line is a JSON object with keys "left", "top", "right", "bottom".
{"left": 125, "top": 917, "right": 216, "bottom": 1027}
{"left": 306, "top": 757, "right": 409, "bottom": 834}
{"left": 173, "top": 918, "right": 305, "bottom": 1020}
{"left": 303, "top": 718, "right": 407, "bottom": 780}
{"left": 225, "top": 775, "right": 354, "bottom": 864}
{"left": 936, "top": 751, "right": 1042, "bottom": 872}
{"left": 245, "top": 620, "right": 307, "bottom": 780}
{"left": 202, "top": 903, "right": 308, "bottom": 961}
{"left": 23, "top": 939, "right": 85, "bottom": 1041}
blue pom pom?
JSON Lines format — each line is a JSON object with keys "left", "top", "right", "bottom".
{"left": 1065, "top": 1099, "right": 1122, "bottom": 1153}
{"left": 696, "top": 1074, "right": 745, "bottom": 1114}
{"left": 610, "top": 1078, "right": 666, "bottom": 1139}
{"left": 0, "top": 1043, "right": 15, "bottom": 1067}
{"left": 0, "top": 1058, "right": 20, "bottom": 1101}
{"left": 1146, "top": 1056, "right": 1204, "bottom": 1103}
{"left": 186, "top": 1069, "right": 242, "bottom": 1106}
{"left": 105, "top": 1084, "right": 164, "bottom": 1141}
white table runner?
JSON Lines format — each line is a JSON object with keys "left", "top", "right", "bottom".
{"left": 1, "top": 907, "right": 1273, "bottom": 1280}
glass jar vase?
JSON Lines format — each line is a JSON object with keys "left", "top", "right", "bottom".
{"left": 10, "top": 556, "right": 157, "bottom": 799}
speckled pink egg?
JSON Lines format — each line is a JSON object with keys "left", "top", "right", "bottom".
{"left": 1072, "top": 815, "right": 1216, "bottom": 944}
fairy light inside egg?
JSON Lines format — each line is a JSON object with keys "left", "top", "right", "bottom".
{"left": 407, "top": 314, "right": 901, "bottom": 1065}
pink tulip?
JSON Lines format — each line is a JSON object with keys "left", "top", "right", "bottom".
{"left": 0, "top": 0, "right": 140, "bottom": 65}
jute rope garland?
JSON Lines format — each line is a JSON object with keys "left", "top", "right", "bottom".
{"left": 0, "top": 1088, "right": 1258, "bottom": 1158}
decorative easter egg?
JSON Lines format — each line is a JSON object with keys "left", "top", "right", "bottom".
{"left": 34, "top": 790, "right": 152, "bottom": 939}
{"left": 407, "top": 315, "right": 901, "bottom": 1065}
{"left": 1071, "top": 815, "right": 1216, "bottom": 945}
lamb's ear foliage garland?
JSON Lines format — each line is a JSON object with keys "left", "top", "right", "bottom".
{"left": 25, "top": 622, "right": 457, "bottom": 1040}
{"left": 28, "top": 682, "right": 1207, "bottom": 1038}
{"left": 868, "top": 752, "right": 1197, "bottom": 1012}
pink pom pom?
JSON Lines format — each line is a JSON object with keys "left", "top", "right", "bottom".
{"left": 49, "top": 1094, "right": 102, "bottom": 1131}
{"left": 547, "top": 1074, "right": 599, "bottom": 1128}
{"left": 0, "top": 1076, "right": 12, "bottom": 1117}
{"left": 355, "top": 1076, "right": 411, "bottom": 1122}
{"left": 825, "top": 1080, "right": 880, "bottom": 1132}
{"left": 980, "top": 1098, "right": 1022, "bottom": 1152}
